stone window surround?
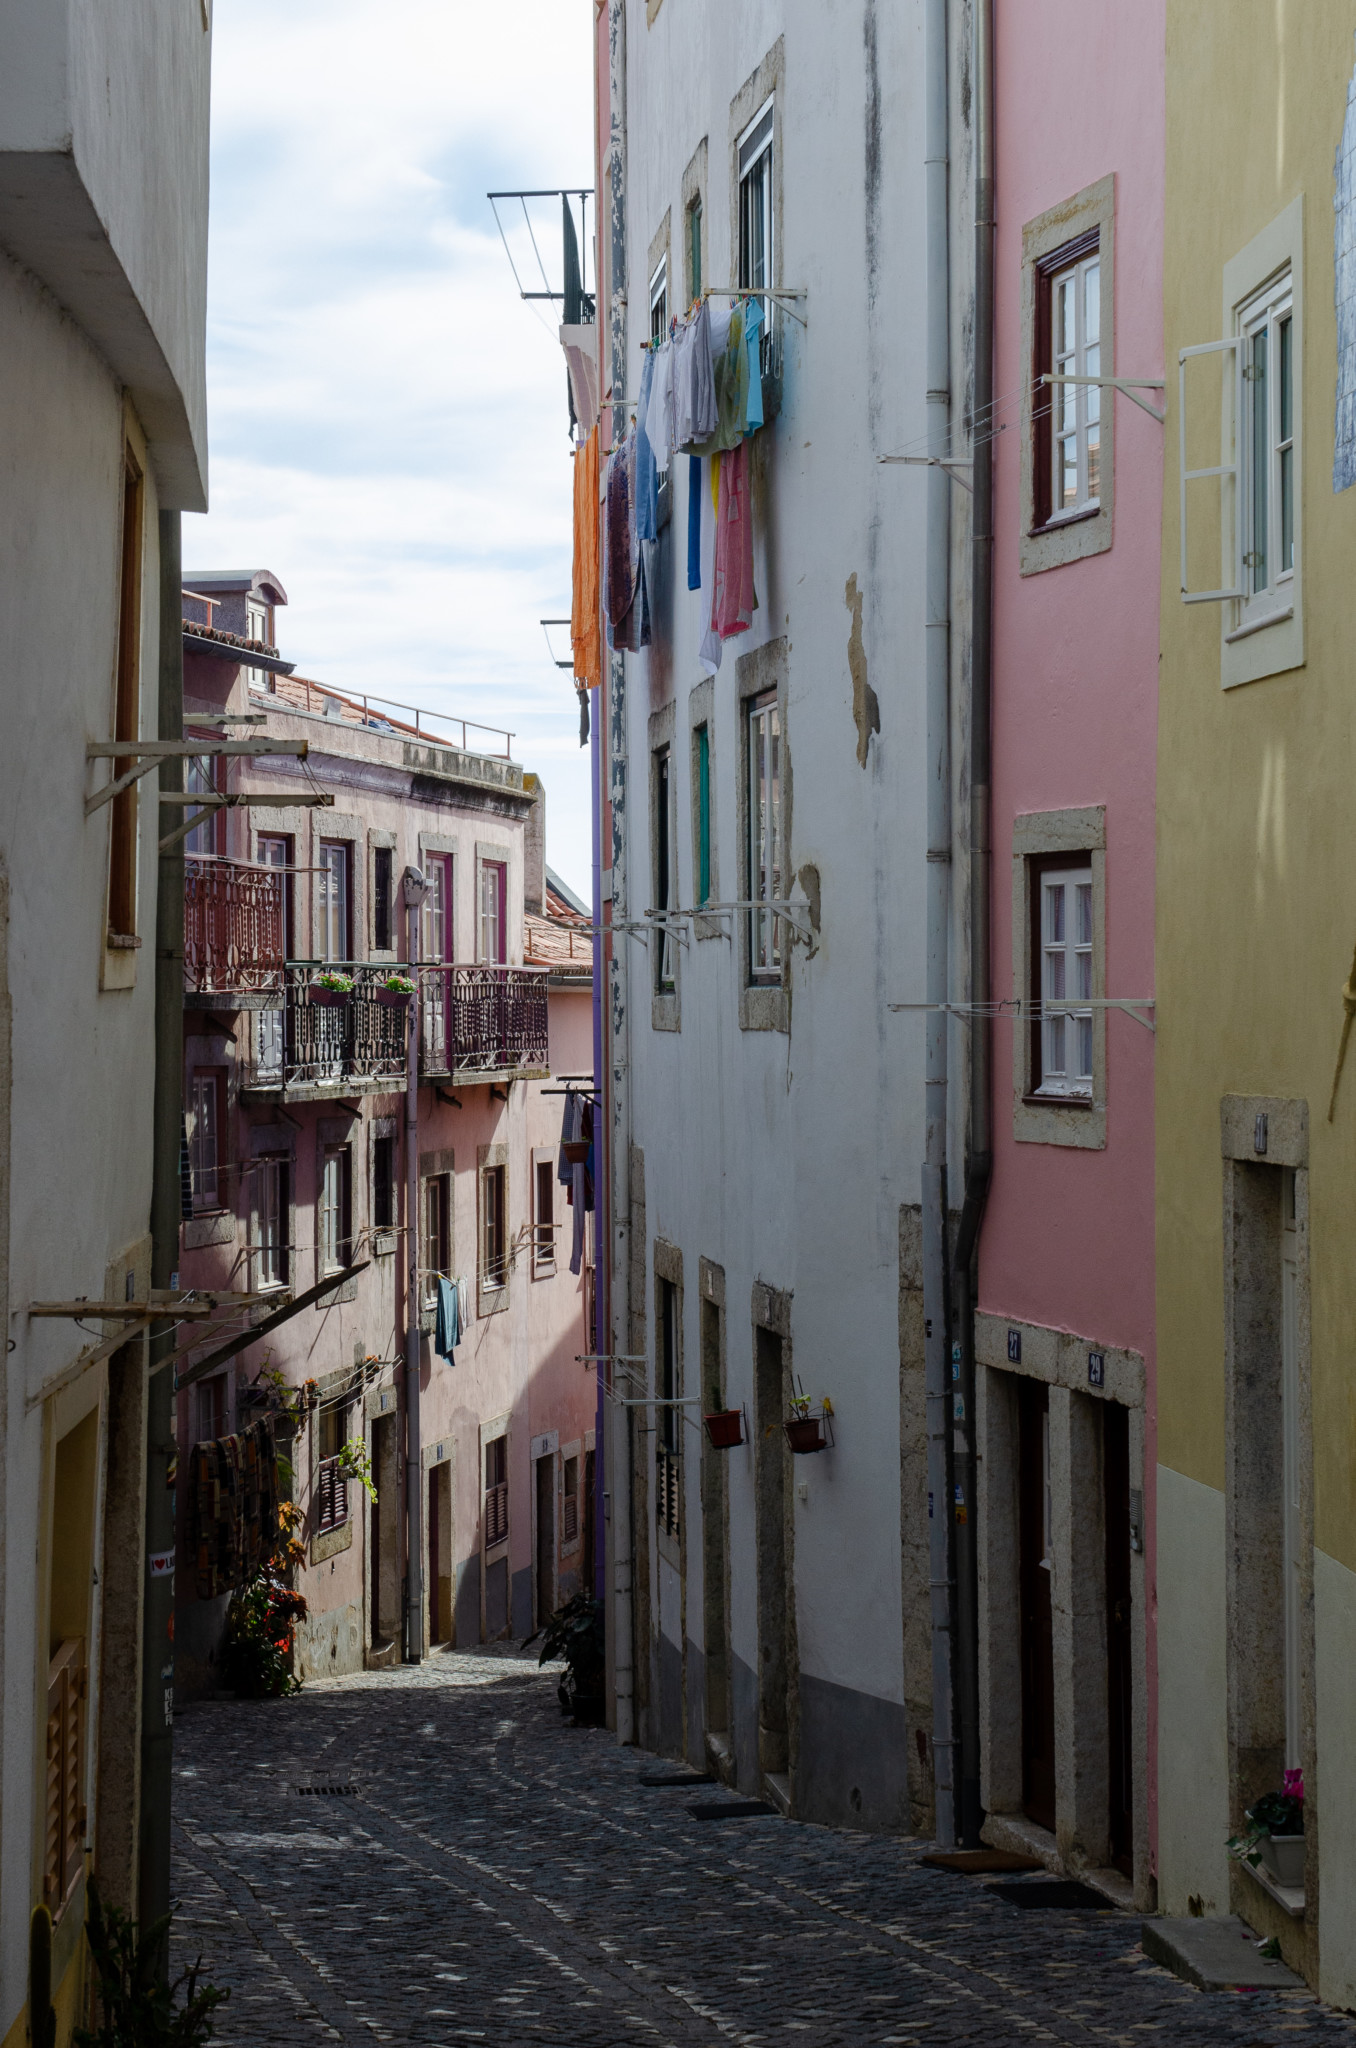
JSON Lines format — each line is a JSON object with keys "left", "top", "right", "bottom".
{"left": 530, "top": 1144, "right": 557, "bottom": 1280}
{"left": 698, "top": 1256, "right": 732, "bottom": 1744}
{"left": 688, "top": 677, "right": 720, "bottom": 940}
{"left": 310, "top": 811, "right": 365, "bottom": 963}
{"left": 1011, "top": 806, "right": 1107, "bottom": 1151}
{"left": 653, "top": 1238, "right": 685, "bottom": 1570}
{"left": 560, "top": 1435, "right": 583, "bottom": 1555}
{"left": 682, "top": 139, "right": 708, "bottom": 304}
{"left": 247, "top": 1120, "right": 296, "bottom": 1292}
{"left": 474, "top": 838, "right": 514, "bottom": 966}
{"left": 477, "top": 1141, "right": 510, "bottom": 1318}
{"left": 368, "top": 1114, "right": 400, "bottom": 1260}
{"left": 974, "top": 1308, "right": 1151, "bottom": 1902}
{"left": 479, "top": 1409, "right": 511, "bottom": 1631}
{"left": 309, "top": 1359, "right": 358, "bottom": 1564}
{"left": 419, "top": 1145, "right": 455, "bottom": 1334}
{"left": 648, "top": 699, "right": 680, "bottom": 1032}
{"left": 647, "top": 209, "right": 672, "bottom": 339}
{"left": 736, "top": 637, "right": 790, "bottom": 1035}
{"left": 1020, "top": 174, "right": 1116, "bottom": 578}
{"left": 1219, "top": 1094, "right": 1315, "bottom": 1925}
{"left": 315, "top": 1112, "right": 359, "bottom": 1306}
{"left": 728, "top": 41, "right": 785, "bottom": 312}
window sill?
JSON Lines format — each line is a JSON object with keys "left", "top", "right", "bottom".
{"left": 106, "top": 932, "right": 142, "bottom": 951}
{"left": 1024, "top": 1090, "right": 1094, "bottom": 1109}
{"left": 1029, "top": 504, "right": 1101, "bottom": 539}
{"left": 1225, "top": 602, "right": 1294, "bottom": 645}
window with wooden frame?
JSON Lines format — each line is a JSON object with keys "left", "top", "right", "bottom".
{"left": 478, "top": 859, "right": 507, "bottom": 965}
{"left": 484, "top": 1433, "right": 509, "bottom": 1548}
{"left": 372, "top": 1133, "right": 396, "bottom": 1234}
{"left": 257, "top": 833, "right": 295, "bottom": 956}
{"left": 656, "top": 1277, "right": 681, "bottom": 1540}
{"left": 423, "top": 1173, "right": 450, "bottom": 1307}
{"left": 320, "top": 1145, "right": 352, "bottom": 1273}
{"left": 316, "top": 1399, "right": 349, "bottom": 1531}
{"left": 481, "top": 1163, "right": 508, "bottom": 1294}
{"left": 317, "top": 841, "right": 353, "bottom": 962}
{"left": 1033, "top": 231, "right": 1101, "bottom": 531}
{"left": 373, "top": 845, "right": 394, "bottom": 952}
{"left": 195, "top": 1372, "right": 227, "bottom": 1444}
{"left": 183, "top": 742, "right": 224, "bottom": 858}
{"left": 1029, "top": 862, "right": 1095, "bottom": 1100}
{"left": 533, "top": 1154, "right": 556, "bottom": 1277}
{"left": 43, "top": 1638, "right": 86, "bottom": 1917}
{"left": 107, "top": 452, "right": 144, "bottom": 943}
{"left": 255, "top": 1154, "right": 289, "bottom": 1289}
{"left": 747, "top": 690, "right": 783, "bottom": 984}
{"left": 188, "top": 1069, "right": 225, "bottom": 1212}
{"left": 562, "top": 1454, "right": 580, "bottom": 1544}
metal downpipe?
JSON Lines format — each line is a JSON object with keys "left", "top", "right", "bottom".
{"left": 403, "top": 881, "right": 424, "bottom": 1661}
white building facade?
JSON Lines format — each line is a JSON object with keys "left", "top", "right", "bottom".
{"left": 594, "top": 0, "right": 975, "bottom": 1830}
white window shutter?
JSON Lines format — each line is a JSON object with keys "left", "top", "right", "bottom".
{"left": 1179, "top": 338, "right": 1244, "bottom": 602}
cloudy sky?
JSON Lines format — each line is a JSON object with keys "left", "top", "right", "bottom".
{"left": 187, "top": 0, "right": 596, "bottom": 896}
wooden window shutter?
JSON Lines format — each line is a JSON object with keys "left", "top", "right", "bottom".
{"left": 44, "top": 1639, "right": 86, "bottom": 1914}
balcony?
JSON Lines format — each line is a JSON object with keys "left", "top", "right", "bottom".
{"left": 185, "top": 856, "right": 284, "bottom": 998}
{"left": 419, "top": 965, "right": 549, "bottom": 1080}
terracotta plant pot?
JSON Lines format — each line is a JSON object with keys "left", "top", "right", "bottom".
{"left": 785, "top": 1417, "right": 828, "bottom": 1454}
{"left": 1259, "top": 1833, "right": 1305, "bottom": 1888}
{"left": 563, "top": 1139, "right": 589, "bottom": 1164}
{"left": 310, "top": 987, "right": 351, "bottom": 1007}
{"left": 705, "top": 1409, "right": 744, "bottom": 1449}
{"left": 374, "top": 989, "right": 412, "bottom": 1007}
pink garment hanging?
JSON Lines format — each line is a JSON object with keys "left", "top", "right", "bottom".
{"left": 712, "top": 439, "right": 756, "bottom": 640}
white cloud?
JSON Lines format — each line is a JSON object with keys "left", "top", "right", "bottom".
{"left": 187, "top": 0, "right": 596, "bottom": 896}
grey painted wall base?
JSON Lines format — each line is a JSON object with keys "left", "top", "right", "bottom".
{"left": 657, "top": 1629, "right": 684, "bottom": 1757}
{"left": 685, "top": 1639, "right": 706, "bottom": 1765}
{"left": 174, "top": 1593, "right": 231, "bottom": 1701}
{"left": 455, "top": 1555, "right": 479, "bottom": 1648}
{"left": 796, "top": 1670, "right": 911, "bottom": 1830}
{"left": 297, "top": 1599, "right": 362, "bottom": 1680}
{"left": 511, "top": 1563, "right": 533, "bottom": 1640}
{"left": 732, "top": 1650, "right": 760, "bottom": 1794}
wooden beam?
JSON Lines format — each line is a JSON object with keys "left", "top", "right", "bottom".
{"left": 171, "top": 1260, "right": 372, "bottom": 1390}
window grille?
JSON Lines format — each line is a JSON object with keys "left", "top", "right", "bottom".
{"left": 485, "top": 1435, "right": 509, "bottom": 1547}
{"left": 656, "top": 1278, "right": 681, "bottom": 1539}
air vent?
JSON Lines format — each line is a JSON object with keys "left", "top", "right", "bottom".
{"left": 295, "top": 1784, "right": 358, "bottom": 1797}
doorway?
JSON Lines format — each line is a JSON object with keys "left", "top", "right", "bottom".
{"left": 369, "top": 1414, "right": 400, "bottom": 1651}
{"left": 1017, "top": 1377, "right": 1056, "bottom": 1832}
{"left": 428, "top": 1460, "right": 454, "bottom": 1646}
{"left": 582, "top": 1447, "right": 596, "bottom": 1598}
{"left": 701, "top": 1293, "right": 730, "bottom": 1738}
{"left": 535, "top": 1453, "right": 556, "bottom": 1630}
{"left": 754, "top": 1323, "right": 790, "bottom": 1776}
{"left": 1103, "top": 1401, "right": 1133, "bottom": 1874}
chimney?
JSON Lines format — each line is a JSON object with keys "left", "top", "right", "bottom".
{"left": 523, "top": 774, "right": 546, "bottom": 914}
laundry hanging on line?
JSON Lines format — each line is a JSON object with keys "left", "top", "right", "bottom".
{"left": 188, "top": 1415, "right": 280, "bottom": 1601}
{"left": 435, "top": 1274, "right": 464, "bottom": 1362}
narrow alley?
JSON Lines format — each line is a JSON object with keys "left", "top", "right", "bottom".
{"left": 171, "top": 1658, "right": 1355, "bottom": 2048}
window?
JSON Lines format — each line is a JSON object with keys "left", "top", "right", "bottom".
{"left": 747, "top": 691, "right": 783, "bottom": 982}
{"left": 189, "top": 1071, "right": 223, "bottom": 1211}
{"left": 478, "top": 860, "right": 507, "bottom": 965}
{"left": 654, "top": 745, "right": 675, "bottom": 993}
{"left": 255, "top": 1155, "right": 289, "bottom": 1288}
{"left": 656, "top": 1277, "right": 681, "bottom": 1540}
{"left": 373, "top": 1134, "right": 396, "bottom": 1233}
{"left": 423, "top": 1174, "right": 449, "bottom": 1307}
{"left": 316, "top": 1399, "right": 349, "bottom": 1532}
{"left": 687, "top": 196, "right": 703, "bottom": 302}
{"left": 481, "top": 1164, "right": 508, "bottom": 1293}
{"left": 318, "top": 841, "right": 352, "bottom": 962}
{"left": 244, "top": 596, "right": 272, "bottom": 693}
{"left": 43, "top": 1638, "right": 86, "bottom": 1917}
{"left": 1282, "top": 1167, "right": 1301, "bottom": 1767}
{"left": 195, "top": 1373, "right": 226, "bottom": 1444}
{"left": 184, "top": 746, "right": 223, "bottom": 857}
{"left": 484, "top": 1434, "right": 508, "bottom": 1548}
{"left": 373, "top": 846, "right": 394, "bottom": 952}
{"left": 1239, "top": 273, "right": 1295, "bottom": 623}
{"left": 738, "top": 100, "right": 774, "bottom": 296}
{"left": 562, "top": 1455, "right": 580, "bottom": 1543}
{"left": 257, "top": 833, "right": 294, "bottom": 955}
{"left": 649, "top": 256, "right": 668, "bottom": 343}
{"left": 1035, "top": 237, "right": 1101, "bottom": 526}
{"left": 108, "top": 452, "right": 143, "bottom": 942}
{"left": 1032, "top": 865, "right": 1094, "bottom": 1099}
{"left": 533, "top": 1156, "right": 556, "bottom": 1277}
{"left": 320, "top": 1146, "right": 352, "bottom": 1273}
{"left": 422, "top": 852, "right": 452, "bottom": 962}
{"left": 694, "top": 724, "right": 712, "bottom": 906}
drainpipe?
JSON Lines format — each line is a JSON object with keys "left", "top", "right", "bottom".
{"left": 951, "top": 0, "right": 995, "bottom": 1850}
{"left": 402, "top": 869, "right": 429, "bottom": 1661}
{"left": 140, "top": 509, "right": 184, "bottom": 1946}
{"left": 921, "top": 0, "right": 956, "bottom": 1850}
{"left": 591, "top": 684, "right": 607, "bottom": 1601}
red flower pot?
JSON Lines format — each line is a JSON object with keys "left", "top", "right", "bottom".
{"left": 705, "top": 1409, "right": 744, "bottom": 1449}
{"left": 563, "top": 1139, "right": 589, "bottom": 1164}
{"left": 310, "top": 987, "right": 351, "bottom": 1007}
{"left": 374, "top": 989, "right": 412, "bottom": 1008}
{"left": 785, "top": 1417, "right": 828, "bottom": 1454}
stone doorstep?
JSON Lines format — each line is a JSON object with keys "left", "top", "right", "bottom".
{"left": 762, "top": 1771, "right": 792, "bottom": 1819}
{"left": 1141, "top": 1915, "right": 1303, "bottom": 1993}
{"left": 365, "top": 1639, "right": 400, "bottom": 1671}
{"left": 981, "top": 1810, "right": 1134, "bottom": 1908}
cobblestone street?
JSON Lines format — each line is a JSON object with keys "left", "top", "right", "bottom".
{"left": 171, "top": 1651, "right": 1356, "bottom": 2048}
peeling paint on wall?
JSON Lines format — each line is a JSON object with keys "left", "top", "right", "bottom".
{"left": 845, "top": 573, "right": 881, "bottom": 766}
{"left": 1334, "top": 51, "right": 1356, "bottom": 492}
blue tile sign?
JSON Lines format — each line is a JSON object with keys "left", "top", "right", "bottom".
{"left": 1007, "top": 1328, "right": 1021, "bottom": 1363}
{"left": 1088, "top": 1351, "right": 1106, "bottom": 1388}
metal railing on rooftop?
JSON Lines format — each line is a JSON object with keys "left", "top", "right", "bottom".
{"left": 258, "top": 677, "right": 514, "bottom": 761}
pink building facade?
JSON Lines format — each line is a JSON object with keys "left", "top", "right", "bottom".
{"left": 173, "top": 573, "right": 596, "bottom": 1691}
{"left": 974, "top": 12, "right": 1163, "bottom": 1904}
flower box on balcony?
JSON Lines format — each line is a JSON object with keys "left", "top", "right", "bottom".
{"left": 310, "top": 988, "right": 351, "bottom": 1008}
{"left": 704, "top": 1409, "right": 745, "bottom": 1450}
{"left": 374, "top": 989, "right": 412, "bottom": 1009}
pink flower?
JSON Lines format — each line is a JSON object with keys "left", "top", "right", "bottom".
{"left": 1283, "top": 1768, "right": 1305, "bottom": 1803}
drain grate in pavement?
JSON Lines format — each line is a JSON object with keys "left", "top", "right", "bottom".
{"left": 687, "top": 1799, "right": 775, "bottom": 1821}
{"left": 988, "top": 1879, "right": 1116, "bottom": 1910}
{"left": 295, "top": 1785, "right": 359, "bottom": 1797}
{"left": 639, "top": 1769, "right": 716, "bottom": 1787}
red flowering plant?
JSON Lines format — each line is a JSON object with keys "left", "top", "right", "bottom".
{"left": 1227, "top": 1767, "right": 1305, "bottom": 1868}
{"left": 223, "top": 1502, "right": 308, "bottom": 1699}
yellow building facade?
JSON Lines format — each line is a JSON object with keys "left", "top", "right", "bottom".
{"left": 1158, "top": 1, "right": 1356, "bottom": 2002}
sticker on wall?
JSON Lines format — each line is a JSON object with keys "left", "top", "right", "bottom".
{"left": 954, "top": 1483, "right": 968, "bottom": 1525}
{"left": 148, "top": 1549, "right": 175, "bottom": 1578}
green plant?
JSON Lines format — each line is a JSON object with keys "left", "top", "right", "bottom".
{"left": 336, "top": 1437, "right": 377, "bottom": 1502}
{"left": 313, "top": 970, "right": 354, "bottom": 993}
{"left": 376, "top": 972, "right": 416, "bottom": 994}
{"left": 1227, "top": 1786, "right": 1305, "bottom": 1868}
{"left": 222, "top": 1509, "right": 307, "bottom": 1699}
{"left": 75, "top": 1881, "right": 228, "bottom": 2046}
{"left": 533, "top": 1591, "right": 605, "bottom": 1714}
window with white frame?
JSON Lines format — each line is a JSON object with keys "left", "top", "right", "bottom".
{"left": 653, "top": 745, "right": 675, "bottom": 993}
{"left": 255, "top": 1155, "right": 288, "bottom": 1288}
{"left": 738, "top": 100, "right": 774, "bottom": 296}
{"left": 320, "top": 1145, "right": 352, "bottom": 1273}
{"left": 747, "top": 691, "right": 783, "bottom": 983}
{"left": 649, "top": 256, "right": 668, "bottom": 343}
{"left": 532, "top": 1154, "right": 556, "bottom": 1278}
{"left": 423, "top": 1173, "right": 450, "bottom": 1308}
{"left": 318, "top": 841, "right": 351, "bottom": 962}
{"left": 1047, "top": 245, "right": 1101, "bottom": 520}
{"left": 1034, "top": 866, "right": 1094, "bottom": 1098}
{"left": 189, "top": 1070, "right": 224, "bottom": 1211}
{"left": 481, "top": 1163, "right": 508, "bottom": 1293}
{"left": 478, "top": 860, "right": 507, "bottom": 965}
{"left": 1239, "top": 271, "right": 1295, "bottom": 625}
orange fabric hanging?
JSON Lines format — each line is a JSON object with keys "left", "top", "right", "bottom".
{"left": 571, "top": 426, "right": 602, "bottom": 692}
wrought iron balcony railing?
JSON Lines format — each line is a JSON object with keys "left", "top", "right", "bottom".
{"left": 245, "top": 964, "right": 410, "bottom": 1092}
{"left": 419, "top": 965, "right": 549, "bottom": 1079}
{"left": 185, "top": 856, "right": 284, "bottom": 994}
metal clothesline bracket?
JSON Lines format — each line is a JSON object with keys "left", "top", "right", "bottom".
{"left": 888, "top": 996, "right": 1157, "bottom": 1034}
{"left": 701, "top": 284, "right": 808, "bottom": 328}
{"left": 1040, "top": 373, "right": 1167, "bottom": 425}
{"left": 878, "top": 453, "right": 974, "bottom": 493}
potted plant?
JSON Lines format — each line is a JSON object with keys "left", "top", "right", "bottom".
{"left": 563, "top": 1137, "right": 589, "bottom": 1165}
{"left": 310, "top": 970, "right": 354, "bottom": 1007}
{"left": 336, "top": 1438, "right": 377, "bottom": 1502}
{"left": 705, "top": 1408, "right": 745, "bottom": 1449}
{"left": 1228, "top": 1769, "right": 1305, "bottom": 1889}
{"left": 532, "top": 1590, "right": 606, "bottom": 1724}
{"left": 373, "top": 972, "right": 416, "bottom": 1008}
{"left": 784, "top": 1392, "right": 834, "bottom": 1454}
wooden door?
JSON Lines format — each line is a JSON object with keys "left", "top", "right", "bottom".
{"left": 1104, "top": 1401, "right": 1134, "bottom": 1874}
{"left": 1018, "top": 1378, "right": 1056, "bottom": 1831}
{"left": 535, "top": 1454, "right": 556, "bottom": 1629}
